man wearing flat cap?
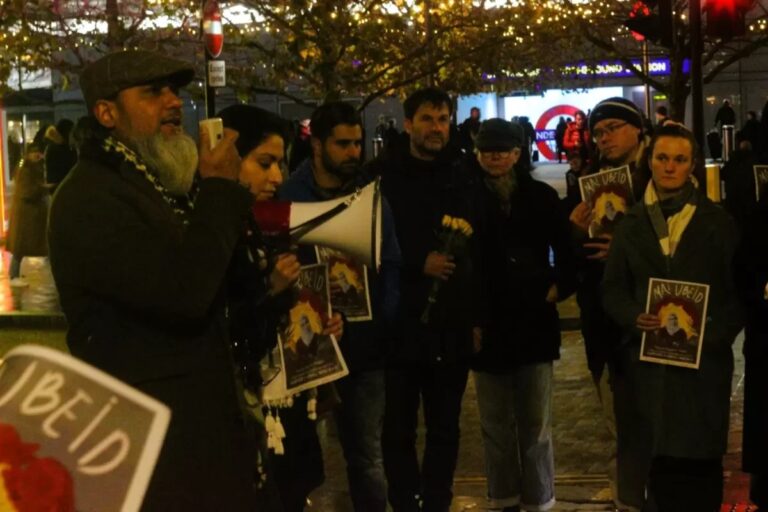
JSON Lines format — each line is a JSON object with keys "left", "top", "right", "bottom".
{"left": 470, "top": 118, "right": 576, "bottom": 512}
{"left": 567, "top": 98, "right": 653, "bottom": 512}
{"left": 48, "top": 50, "right": 260, "bottom": 510}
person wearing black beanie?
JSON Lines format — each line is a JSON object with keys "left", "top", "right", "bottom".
{"left": 569, "top": 96, "right": 653, "bottom": 512}
{"left": 588, "top": 97, "right": 647, "bottom": 170}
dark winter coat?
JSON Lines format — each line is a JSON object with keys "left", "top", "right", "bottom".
{"left": 472, "top": 164, "right": 577, "bottom": 373}
{"left": 277, "top": 159, "right": 402, "bottom": 372}
{"left": 226, "top": 220, "right": 325, "bottom": 505}
{"left": 574, "top": 151, "right": 652, "bottom": 370}
{"left": 7, "top": 152, "right": 49, "bottom": 258}
{"left": 735, "top": 197, "right": 768, "bottom": 472}
{"left": 721, "top": 149, "right": 764, "bottom": 229}
{"left": 44, "top": 141, "right": 77, "bottom": 193}
{"left": 48, "top": 136, "right": 260, "bottom": 510}
{"left": 366, "top": 135, "right": 484, "bottom": 365}
{"left": 602, "top": 190, "right": 743, "bottom": 459}
{"left": 715, "top": 104, "right": 736, "bottom": 127}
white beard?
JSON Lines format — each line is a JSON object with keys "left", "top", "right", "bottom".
{"left": 132, "top": 131, "right": 198, "bottom": 195}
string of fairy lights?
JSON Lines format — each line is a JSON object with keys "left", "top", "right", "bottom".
{"left": 0, "top": 0, "right": 766, "bottom": 84}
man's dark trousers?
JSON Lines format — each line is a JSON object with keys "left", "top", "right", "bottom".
{"left": 382, "top": 361, "right": 469, "bottom": 512}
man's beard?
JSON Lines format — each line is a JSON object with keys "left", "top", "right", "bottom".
{"left": 484, "top": 170, "right": 517, "bottom": 216}
{"left": 414, "top": 135, "right": 446, "bottom": 158}
{"left": 322, "top": 151, "right": 360, "bottom": 181}
{"left": 130, "top": 132, "right": 198, "bottom": 195}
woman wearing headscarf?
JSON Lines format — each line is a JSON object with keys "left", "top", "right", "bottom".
{"left": 602, "top": 124, "right": 742, "bottom": 511}
{"left": 220, "top": 104, "right": 342, "bottom": 511}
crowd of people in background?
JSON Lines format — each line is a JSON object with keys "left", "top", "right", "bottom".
{"left": 3, "top": 48, "right": 768, "bottom": 512}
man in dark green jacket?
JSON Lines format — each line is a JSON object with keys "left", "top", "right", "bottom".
{"left": 48, "top": 50, "right": 259, "bottom": 510}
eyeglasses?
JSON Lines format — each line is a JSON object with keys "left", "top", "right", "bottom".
{"left": 592, "top": 121, "right": 628, "bottom": 140}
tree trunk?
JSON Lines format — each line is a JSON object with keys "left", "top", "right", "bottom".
{"left": 665, "top": 35, "right": 691, "bottom": 121}
{"left": 667, "top": 78, "right": 690, "bottom": 122}
{"left": 105, "top": 0, "right": 121, "bottom": 51}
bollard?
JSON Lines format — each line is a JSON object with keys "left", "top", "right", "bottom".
{"left": 722, "top": 124, "right": 735, "bottom": 162}
{"left": 372, "top": 137, "right": 384, "bottom": 158}
{"left": 705, "top": 163, "right": 722, "bottom": 202}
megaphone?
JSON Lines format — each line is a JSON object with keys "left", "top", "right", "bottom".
{"left": 252, "top": 178, "right": 382, "bottom": 269}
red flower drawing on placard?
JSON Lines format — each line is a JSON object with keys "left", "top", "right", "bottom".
{"left": 0, "top": 422, "right": 75, "bottom": 512}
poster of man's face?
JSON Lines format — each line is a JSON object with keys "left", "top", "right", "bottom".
{"left": 315, "top": 247, "right": 372, "bottom": 322}
{"left": 640, "top": 279, "right": 709, "bottom": 370}
{"left": 278, "top": 264, "right": 348, "bottom": 394}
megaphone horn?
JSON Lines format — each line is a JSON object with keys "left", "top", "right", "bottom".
{"left": 252, "top": 178, "right": 382, "bottom": 269}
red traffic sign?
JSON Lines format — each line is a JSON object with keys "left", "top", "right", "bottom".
{"left": 203, "top": 0, "right": 223, "bottom": 59}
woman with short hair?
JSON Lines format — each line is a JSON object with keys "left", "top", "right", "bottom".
{"left": 602, "top": 125, "right": 743, "bottom": 510}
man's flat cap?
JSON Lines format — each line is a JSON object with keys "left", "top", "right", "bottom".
{"left": 80, "top": 50, "right": 195, "bottom": 112}
{"left": 475, "top": 118, "right": 524, "bottom": 151}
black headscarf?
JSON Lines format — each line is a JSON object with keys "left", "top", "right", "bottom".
{"left": 217, "top": 104, "right": 289, "bottom": 158}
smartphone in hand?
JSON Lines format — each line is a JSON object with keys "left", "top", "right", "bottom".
{"left": 199, "top": 118, "right": 224, "bottom": 150}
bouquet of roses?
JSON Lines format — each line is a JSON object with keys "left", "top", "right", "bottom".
{"left": 420, "top": 214, "right": 474, "bottom": 324}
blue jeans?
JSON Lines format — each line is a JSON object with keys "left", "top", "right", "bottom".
{"left": 474, "top": 363, "right": 555, "bottom": 511}
{"left": 334, "top": 369, "right": 387, "bottom": 512}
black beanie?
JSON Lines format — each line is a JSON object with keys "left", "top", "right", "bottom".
{"left": 589, "top": 97, "right": 644, "bottom": 133}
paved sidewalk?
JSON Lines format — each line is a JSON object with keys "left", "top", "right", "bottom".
{"left": 310, "top": 330, "right": 750, "bottom": 511}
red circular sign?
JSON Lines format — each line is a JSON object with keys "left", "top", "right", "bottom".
{"left": 203, "top": 0, "right": 223, "bottom": 59}
{"left": 535, "top": 104, "right": 581, "bottom": 161}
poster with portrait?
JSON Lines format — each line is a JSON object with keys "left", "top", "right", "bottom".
{"left": 315, "top": 246, "right": 372, "bottom": 322}
{"left": 640, "top": 278, "right": 710, "bottom": 369}
{"left": 278, "top": 264, "right": 348, "bottom": 394}
{"left": 0, "top": 345, "right": 170, "bottom": 512}
{"left": 578, "top": 165, "right": 634, "bottom": 238}
{"left": 754, "top": 165, "right": 768, "bottom": 201}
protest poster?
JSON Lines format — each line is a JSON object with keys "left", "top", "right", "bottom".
{"left": 278, "top": 264, "right": 348, "bottom": 394}
{"left": 0, "top": 345, "right": 169, "bottom": 512}
{"left": 315, "top": 246, "right": 372, "bottom": 322}
{"left": 640, "top": 278, "right": 710, "bottom": 369}
{"left": 578, "top": 165, "right": 634, "bottom": 237}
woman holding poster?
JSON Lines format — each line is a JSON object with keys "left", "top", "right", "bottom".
{"left": 602, "top": 125, "right": 742, "bottom": 511}
{"left": 221, "top": 104, "right": 343, "bottom": 512}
